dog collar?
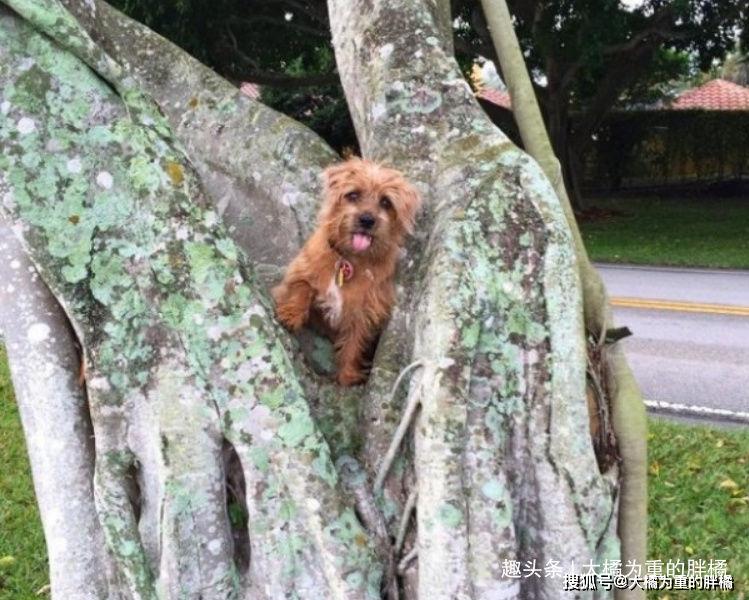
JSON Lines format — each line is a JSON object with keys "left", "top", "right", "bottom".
{"left": 335, "top": 259, "right": 354, "bottom": 287}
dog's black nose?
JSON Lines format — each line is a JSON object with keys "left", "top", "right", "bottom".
{"left": 358, "top": 212, "right": 376, "bottom": 230}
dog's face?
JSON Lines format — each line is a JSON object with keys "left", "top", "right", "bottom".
{"left": 320, "top": 158, "right": 421, "bottom": 259}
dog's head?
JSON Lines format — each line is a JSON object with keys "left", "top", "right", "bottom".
{"left": 320, "top": 158, "right": 421, "bottom": 259}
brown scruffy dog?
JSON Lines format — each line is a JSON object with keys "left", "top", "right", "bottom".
{"left": 272, "top": 158, "right": 421, "bottom": 386}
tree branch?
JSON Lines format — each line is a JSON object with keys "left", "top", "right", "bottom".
{"left": 571, "top": 39, "right": 661, "bottom": 150}
{"left": 557, "top": 5, "right": 677, "bottom": 96}
{"left": 239, "top": 70, "right": 340, "bottom": 87}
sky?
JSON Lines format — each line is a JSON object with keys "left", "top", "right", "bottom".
{"left": 620, "top": 0, "right": 645, "bottom": 10}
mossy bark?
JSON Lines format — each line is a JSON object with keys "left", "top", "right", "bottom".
{"left": 1, "top": 1, "right": 628, "bottom": 598}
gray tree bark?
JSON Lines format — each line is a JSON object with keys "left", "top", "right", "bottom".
{"left": 0, "top": 1, "right": 635, "bottom": 598}
{"left": 0, "top": 223, "right": 114, "bottom": 598}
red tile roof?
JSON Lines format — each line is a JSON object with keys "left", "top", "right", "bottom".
{"left": 671, "top": 78, "right": 749, "bottom": 111}
{"left": 477, "top": 88, "right": 512, "bottom": 110}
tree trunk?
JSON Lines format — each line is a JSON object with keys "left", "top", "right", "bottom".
{"left": 1, "top": 2, "right": 377, "bottom": 598}
{"left": 328, "top": 3, "right": 619, "bottom": 598}
{"left": 477, "top": 2, "right": 646, "bottom": 598}
{"left": 0, "top": 1, "right": 630, "bottom": 599}
{"left": 543, "top": 90, "right": 585, "bottom": 211}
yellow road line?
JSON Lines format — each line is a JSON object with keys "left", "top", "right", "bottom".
{"left": 610, "top": 297, "right": 749, "bottom": 317}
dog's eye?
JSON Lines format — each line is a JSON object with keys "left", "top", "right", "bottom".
{"left": 379, "top": 196, "right": 393, "bottom": 210}
{"left": 345, "top": 191, "right": 360, "bottom": 203}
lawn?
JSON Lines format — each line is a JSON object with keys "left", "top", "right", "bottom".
{"left": 0, "top": 346, "right": 747, "bottom": 598}
{"left": 647, "top": 418, "right": 749, "bottom": 599}
{"left": 580, "top": 196, "right": 749, "bottom": 269}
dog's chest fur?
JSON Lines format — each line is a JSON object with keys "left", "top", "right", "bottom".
{"left": 315, "top": 268, "right": 379, "bottom": 329}
{"left": 318, "top": 280, "right": 344, "bottom": 327}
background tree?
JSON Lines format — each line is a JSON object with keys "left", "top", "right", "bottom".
{"left": 455, "top": 0, "right": 748, "bottom": 203}
{"left": 1, "top": 0, "right": 644, "bottom": 598}
{"left": 107, "top": 0, "right": 357, "bottom": 150}
{"left": 721, "top": 46, "right": 749, "bottom": 86}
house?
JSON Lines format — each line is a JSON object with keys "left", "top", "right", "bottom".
{"left": 671, "top": 78, "right": 749, "bottom": 111}
{"left": 477, "top": 79, "right": 749, "bottom": 193}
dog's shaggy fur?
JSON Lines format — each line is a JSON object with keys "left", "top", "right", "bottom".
{"left": 273, "top": 158, "right": 421, "bottom": 385}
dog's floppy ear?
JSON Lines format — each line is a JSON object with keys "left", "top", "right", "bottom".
{"left": 322, "top": 159, "right": 359, "bottom": 195}
{"left": 394, "top": 181, "right": 422, "bottom": 236}
{"left": 319, "top": 161, "right": 353, "bottom": 222}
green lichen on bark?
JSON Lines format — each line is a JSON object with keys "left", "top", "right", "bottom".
{"left": 479, "top": 2, "right": 647, "bottom": 594}
{"left": 0, "top": 3, "right": 380, "bottom": 597}
{"left": 58, "top": 0, "right": 339, "bottom": 275}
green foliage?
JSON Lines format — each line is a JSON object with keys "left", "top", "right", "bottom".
{"left": 454, "top": 0, "right": 746, "bottom": 204}
{"left": 580, "top": 197, "right": 749, "bottom": 269}
{"left": 456, "top": 0, "right": 745, "bottom": 109}
{"left": 227, "top": 501, "right": 247, "bottom": 529}
{"left": 622, "top": 49, "right": 691, "bottom": 106}
{"left": 109, "top": 0, "right": 356, "bottom": 150}
{"left": 109, "top": 0, "right": 222, "bottom": 66}
{"left": 108, "top": 0, "right": 329, "bottom": 75}
{"left": 648, "top": 418, "right": 749, "bottom": 598}
{"left": 107, "top": 0, "right": 747, "bottom": 152}
{"left": 259, "top": 46, "right": 356, "bottom": 152}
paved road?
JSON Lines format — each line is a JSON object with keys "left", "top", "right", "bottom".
{"left": 597, "top": 264, "right": 749, "bottom": 420}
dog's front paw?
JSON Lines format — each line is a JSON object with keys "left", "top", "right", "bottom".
{"left": 275, "top": 303, "right": 307, "bottom": 332}
{"left": 336, "top": 368, "right": 366, "bottom": 387}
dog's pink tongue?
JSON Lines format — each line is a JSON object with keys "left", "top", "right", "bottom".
{"left": 352, "top": 233, "right": 372, "bottom": 252}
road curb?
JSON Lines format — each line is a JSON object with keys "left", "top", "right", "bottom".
{"left": 594, "top": 262, "right": 749, "bottom": 276}
{"left": 645, "top": 400, "right": 749, "bottom": 426}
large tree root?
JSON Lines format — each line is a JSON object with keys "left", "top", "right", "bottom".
{"left": 0, "top": 222, "right": 113, "bottom": 599}
{"left": 478, "top": 3, "right": 648, "bottom": 596}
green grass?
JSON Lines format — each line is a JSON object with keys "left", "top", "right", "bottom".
{"left": 647, "top": 418, "right": 748, "bottom": 599}
{"left": 580, "top": 197, "right": 749, "bottom": 269}
{"left": 0, "top": 347, "right": 747, "bottom": 598}
{"left": 0, "top": 347, "right": 48, "bottom": 599}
